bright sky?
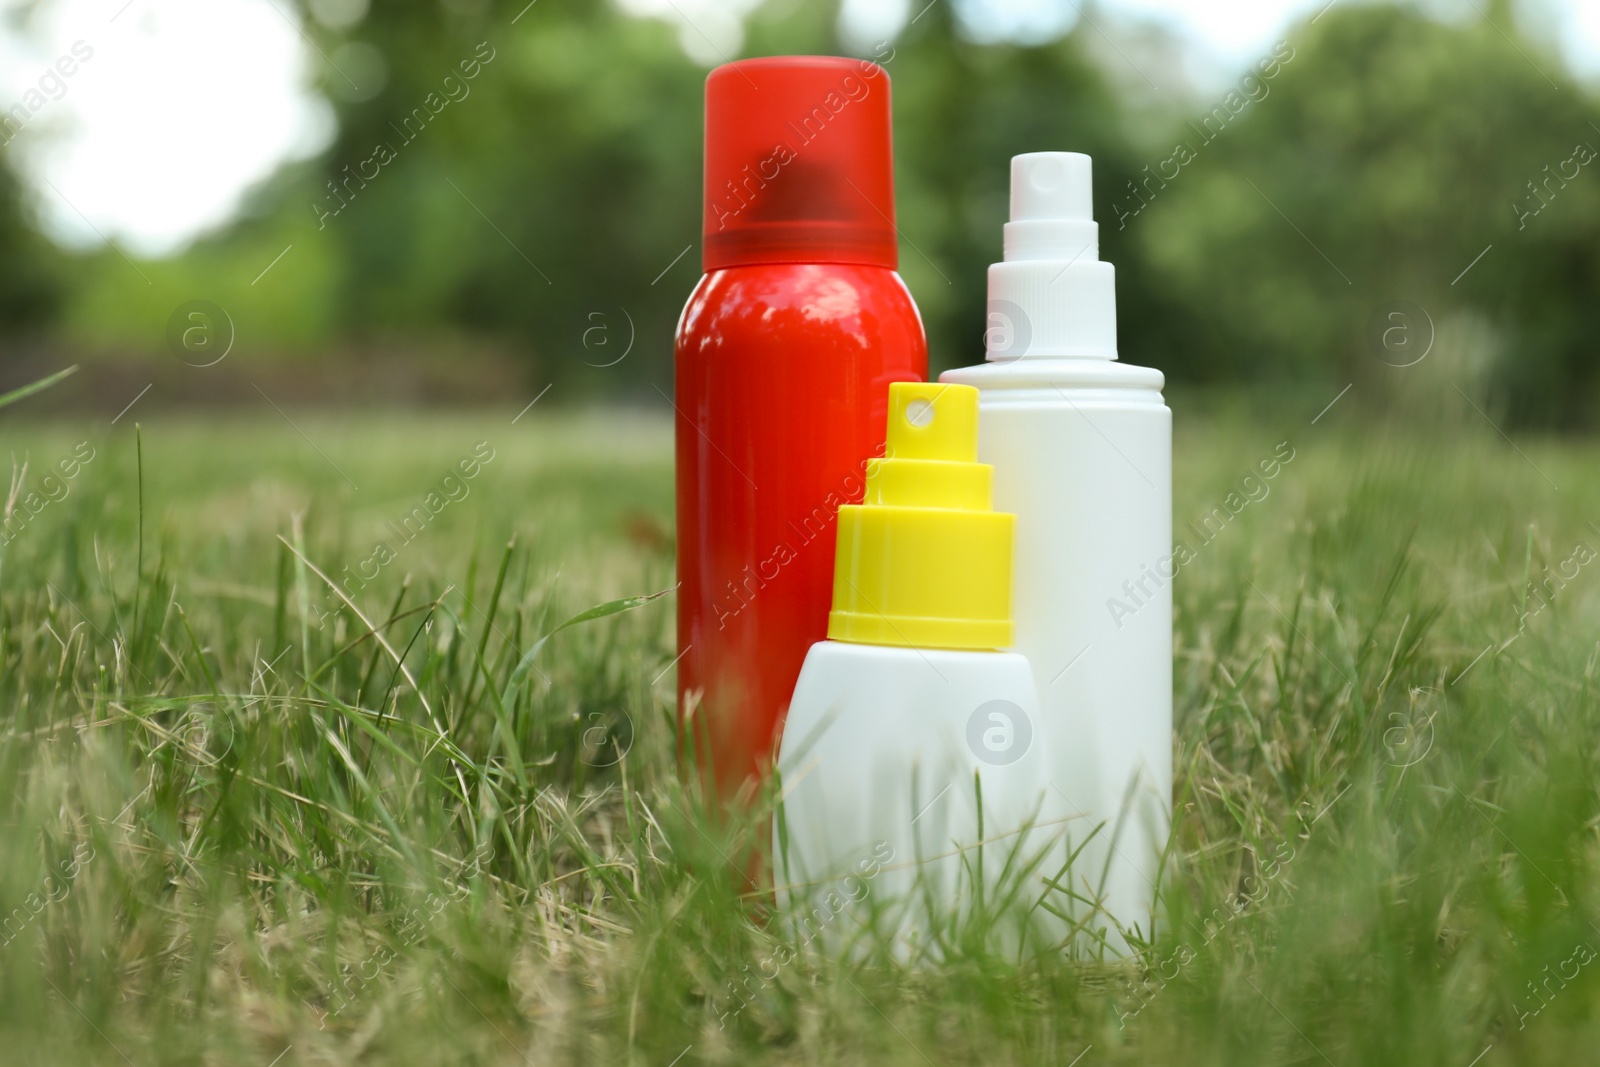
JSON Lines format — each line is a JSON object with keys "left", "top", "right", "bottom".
{"left": 2, "top": 0, "right": 1599, "bottom": 256}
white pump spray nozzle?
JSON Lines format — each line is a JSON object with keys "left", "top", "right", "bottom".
{"left": 987, "top": 152, "right": 1118, "bottom": 361}
{"left": 1011, "top": 152, "right": 1094, "bottom": 221}
{"left": 1003, "top": 153, "right": 1098, "bottom": 263}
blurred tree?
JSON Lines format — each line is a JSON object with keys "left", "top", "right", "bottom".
{"left": 288, "top": 0, "right": 1149, "bottom": 395}
{"left": 1132, "top": 2, "right": 1600, "bottom": 425}
{"left": 0, "top": 0, "right": 64, "bottom": 336}
{"left": 0, "top": 155, "right": 60, "bottom": 329}
{"left": 290, "top": 0, "right": 713, "bottom": 400}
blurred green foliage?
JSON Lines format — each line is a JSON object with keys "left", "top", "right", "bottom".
{"left": 0, "top": 156, "right": 58, "bottom": 328}
{"left": 1132, "top": 2, "right": 1600, "bottom": 425}
{"left": 2, "top": 0, "right": 1598, "bottom": 423}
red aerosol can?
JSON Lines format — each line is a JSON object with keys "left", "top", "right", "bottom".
{"left": 674, "top": 55, "right": 927, "bottom": 801}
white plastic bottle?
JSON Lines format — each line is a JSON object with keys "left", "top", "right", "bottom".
{"left": 942, "top": 153, "right": 1172, "bottom": 953}
{"left": 774, "top": 382, "right": 1059, "bottom": 953}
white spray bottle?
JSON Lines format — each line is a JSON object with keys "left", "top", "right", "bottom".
{"left": 773, "top": 382, "right": 1060, "bottom": 953}
{"left": 942, "top": 153, "right": 1172, "bottom": 952}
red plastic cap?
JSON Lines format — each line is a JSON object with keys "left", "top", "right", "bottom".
{"left": 702, "top": 56, "right": 898, "bottom": 272}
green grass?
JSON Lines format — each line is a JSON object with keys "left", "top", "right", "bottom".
{"left": 1, "top": 401, "right": 1598, "bottom": 1065}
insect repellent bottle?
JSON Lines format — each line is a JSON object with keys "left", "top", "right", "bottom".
{"left": 775, "top": 382, "right": 1056, "bottom": 945}
{"left": 942, "top": 153, "right": 1172, "bottom": 951}
{"left": 675, "top": 57, "right": 927, "bottom": 802}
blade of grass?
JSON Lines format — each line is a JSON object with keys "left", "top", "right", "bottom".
{"left": 0, "top": 365, "right": 77, "bottom": 411}
{"left": 501, "top": 587, "right": 671, "bottom": 713}
{"left": 464, "top": 536, "right": 515, "bottom": 716}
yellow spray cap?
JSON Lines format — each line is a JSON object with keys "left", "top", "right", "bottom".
{"left": 828, "top": 382, "right": 1015, "bottom": 650}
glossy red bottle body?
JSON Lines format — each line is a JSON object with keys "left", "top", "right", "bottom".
{"left": 674, "top": 262, "right": 926, "bottom": 799}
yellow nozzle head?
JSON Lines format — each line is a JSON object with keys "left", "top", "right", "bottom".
{"left": 828, "top": 382, "right": 1015, "bottom": 651}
